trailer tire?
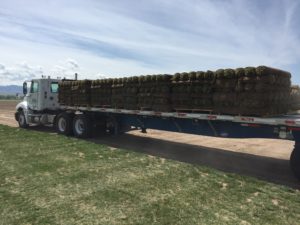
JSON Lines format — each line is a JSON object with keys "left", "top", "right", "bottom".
{"left": 290, "top": 145, "right": 300, "bottom": 180}
{"left": 17, "top": 110, "right": 28, "bottom": 128}
{"left": 56, "top": 112, "right": 74, "bottom": 136}
{"left": 73, "top": 114, "right": 93, "bottom": 138}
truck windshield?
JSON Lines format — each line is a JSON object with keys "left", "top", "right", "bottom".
{"left": 51, "top": 82, "right": 59, "bottom": 93}
{"left": 30, "top": 81, "right": 39, "bottom": 93}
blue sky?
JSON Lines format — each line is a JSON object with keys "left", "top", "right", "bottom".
{"left": 0, "top": 0, "right": 299, "bottom": 85}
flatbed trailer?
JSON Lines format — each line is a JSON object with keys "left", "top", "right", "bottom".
{"left": 62, "top": 106, "right": 300, "bottom": 140}
{"left": 15, "top": 77, "right": 300, "bottom": 181}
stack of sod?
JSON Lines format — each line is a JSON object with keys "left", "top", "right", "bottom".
{"left": 171, "top": 72, "right": 191, "bottom": 110}
{"left": 138, "top": 75, "right": 153, "bottom": 110}
{"left": 138, "top": 74, "right": 172, "bottom": 111}
{"left": 111, "top": 78, "right": 124, "bottom": 108}
{"left": 152, "top": 74, "right": 172, "bottom": 112}
{"left": 71, "top": 80, "right": 91, "bottom": 106}
{"left": 212, "top": 69, "right": 237, "bottom": 114}
{"left": 190, "top": 71, "right": 214, "bottom": 111}
{"left": 235, "top": 66, "right": 291, "bottom": 116}
{"left": 290, "top": 85, "right": 300, "bottom": 111}
{"left": 58, "top": 81, "right": 72, "bottom": 105}
{"left": 57, "top": 65, "right": 292, "bottom": 116}
{"left": 123, "top": 76, "right": 139, "bottom": 110}
{"left": 90, "top": 79, "right": 112, "bottom": 107}
{"left": 171, "top": 71, "right": 214, "bottom": 111}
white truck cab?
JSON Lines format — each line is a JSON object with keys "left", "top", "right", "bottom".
{"left": 15, "top": 77, "right": 61, "bottom": 127}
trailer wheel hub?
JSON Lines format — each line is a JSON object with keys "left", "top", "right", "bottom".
{"left": 19, "top": 113, "right": 25, "bottom": 125}
{"left": 74, "top": 118, "right": 85, "bottom": 135}
{"left": 58, "top": 117, "right": 67, "bottom": 132}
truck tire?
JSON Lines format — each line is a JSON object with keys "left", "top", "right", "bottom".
{"left": 290, "top": 145, "right": 300, "bottom": 180}
{"left": 17, "top": 110, "right": 28, "bottom": 128}
{"left": 56, "top": 112, "right": 73, "bottom": 136}
{"left": 73, "top": 114, "right": 92, "bottom": 138}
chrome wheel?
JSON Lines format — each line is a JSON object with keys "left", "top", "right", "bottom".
{"left": 55, "top": 112, "right": 74, "bottom": 136}
{"left": 72, "top": 114, "right": 92, "bottom": 138}
{"left": 58, "top": 117, "right": 67, "bottom": 132}
{"left": 19, "top": 113, "right": 25, "bottom": 125}
{"left": 74, "top": 118, "right": 85, "bottom": 135}
{"left": 18, "top": 111, "right": 28, "bottom": 128}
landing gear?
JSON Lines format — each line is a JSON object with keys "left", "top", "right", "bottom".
{"left": 290, "top": 143, "right": 300, "bottom": 180}
{"left": 55, "top": 112, "right": 74, "bottom": 136}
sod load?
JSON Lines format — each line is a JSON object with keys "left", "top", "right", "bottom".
{"left": 58, "top": 65, "right": 292, "bottom": 116}
{"left": 171, "top": 72, "right": 191, "bottom": 110}
{"left": 138, "top": 74, "right": 172, "bottom": 112}
{"left": 70, "top": 80, "right": 91, "bottom": 106}
{"left": 171, "top": 71, "right": 214, "bottom": 111}
{"left": 111, "top": 78, "right": 124, "bottom": 108}
{"left": 58, "top": 81, "right": 72, "bottom": 105}
{"left": 213, "top": 69, "right": 238, "bottom": 114}
{"left": 91, "top": 79, "right": 112, "bottom": 107}
{"left": 234, "top": 66, "right": 291, "bottom": 116}
{"left": 138, "top": 75, "right": 153, "bottom": 110}
{"left": 123, "top": 76, "right": 139, "bottom": 110}
{"left": 192, "top": 71, "right": 214, "bottom": 111}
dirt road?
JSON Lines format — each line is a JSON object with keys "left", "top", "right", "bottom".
{"left": 1, "top": 100, "right": 298, "bottom": 188}
{"left": 0, "top": 100, "right": 20, "bottom": 127}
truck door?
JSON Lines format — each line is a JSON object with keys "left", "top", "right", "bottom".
{"left": 28, "top": 80, "right": 39, "bottom": 110}
{"left": 43, "top": 81, "right": 59, "bottom": 110}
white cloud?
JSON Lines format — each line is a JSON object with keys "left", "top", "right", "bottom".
{"left": 0, "top": 59, "right": 80, "bottom": 85}
{"left": 66, "top": 58, "right": 79, "bottom": 69}
{"left": 51, "top": 58, "right": 80, "bottom": 78}
{"left": 0, "top": 62, "right": 43, "bottom": 85}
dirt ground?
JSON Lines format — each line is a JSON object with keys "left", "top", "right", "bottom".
{"left": 0, "top": 100, "right": 20, "bottom": 127}
{"left": 1, "top": 100, "right": 298, "bottom": 188}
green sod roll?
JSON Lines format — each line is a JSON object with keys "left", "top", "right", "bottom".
{"left": 180, "top": 72, "right": 189, "bottom": 82}
{"left": 132, "top": 76, "right": 138, "bottom": 83}
{"left": 156, "top": 74, "right": 164, "bottom": 82}
{"left": 150, "top": 75, "right": 156, "bottom": 82}
{"left": 235, "top": 68, "right": 245, "bottom": 77}
{"left": 189, "top": 71, "right": 197, "bottom": 81}
{"left": 173, "top": 73, "right": 181, "bottom": 82}
{"left": 205, "top": 70, "right": 214, "bottom": 80}
{"left": 224, "top": 69, "right": 235, "bottom": 79}
{"left": 196, "top": 71, "right": 205, "bottom": 81}
{"left": 256, "top": 65, "right": 291, "bottom": 78}
{"left": 145, "top": 75, "right": 152, "bottom": 82}
{"left": 162, "top": 74, "right": 172, "bottom": 81}
{"left": 244, "top": 67, "right": 257, "bottom": 77}
{"left": 215, "top": 69, "right": 225, "bottom": 79}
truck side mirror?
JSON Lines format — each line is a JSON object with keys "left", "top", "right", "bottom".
{"left": 23, "top": 82, "right": 27, "bottom": 95}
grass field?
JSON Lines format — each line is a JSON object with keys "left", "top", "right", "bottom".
{"left": 0, "top": 125, "right": 300, "bottom": 225}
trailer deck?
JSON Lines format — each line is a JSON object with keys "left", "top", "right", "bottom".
{"left": 62, "top": 106, "right": 300, "bottom": 127}
{"left": 61, "top": 106, "right": 300, "bottom": 141}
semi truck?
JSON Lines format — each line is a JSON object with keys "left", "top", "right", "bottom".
{"left": 15, "top": 76, "right": 300, "bottom": 180}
